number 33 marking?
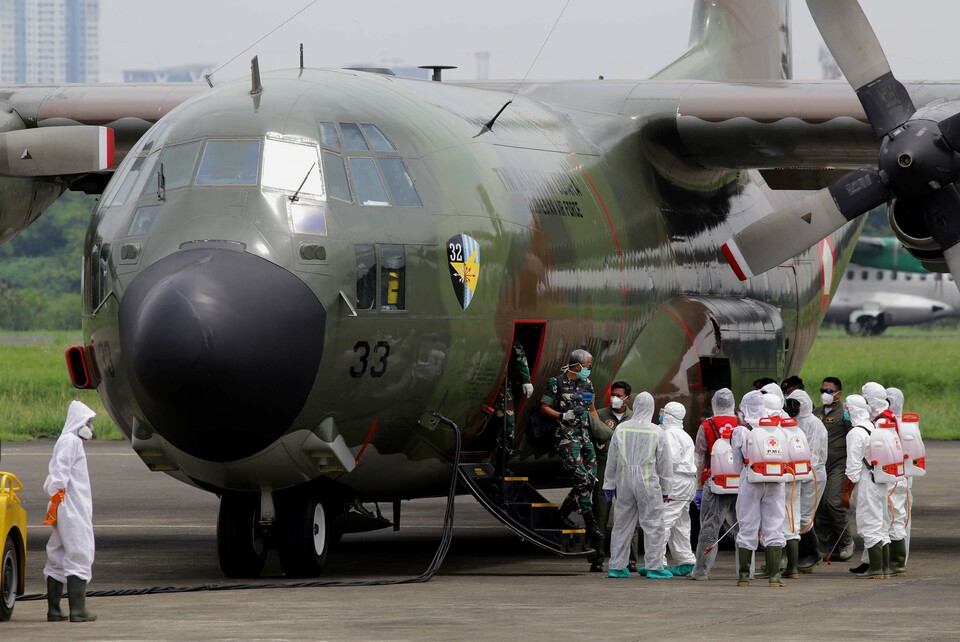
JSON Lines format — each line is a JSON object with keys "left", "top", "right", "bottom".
{"left": 350, "top": 340, "right": 390, "bottom": 378}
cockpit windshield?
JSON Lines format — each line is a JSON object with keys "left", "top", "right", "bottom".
{"left": 195, "top": 139, "right": 261, "bottom": 185}
{"left": 261, "top": 139, "right": 324, "bottom": 198}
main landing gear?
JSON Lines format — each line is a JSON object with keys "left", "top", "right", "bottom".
{"left": 216, "top": 490, "right": 342, "bottom": 579}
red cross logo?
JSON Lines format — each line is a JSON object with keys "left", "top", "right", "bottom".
{"left": 768, "top": 438, "right": 778, "bottom": 448}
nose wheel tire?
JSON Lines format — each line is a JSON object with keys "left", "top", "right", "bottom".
{"left": 278, "top": 496, "right": 333, "bottom": 578}
{"left": 1, "top": 537, "right": 19, "bottom": 621}
{"left": 217, "top": 493, "right": 267, "bottom": 579}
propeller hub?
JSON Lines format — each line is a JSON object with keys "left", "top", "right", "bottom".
{"left": 879, "top": 120, "right": 960, "bottom": 199}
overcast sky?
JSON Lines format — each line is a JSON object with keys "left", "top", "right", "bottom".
{"left": 99, "top": 1, "right": 960, "bottom": 84}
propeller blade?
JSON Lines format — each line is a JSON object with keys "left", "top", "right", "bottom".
{"left": 807, "top": 0, "right": 915, "bottom": 137}
{"left": 936, "top": 111, "right": 960, "bottom": 152}
{"left": 922, "top": 185, "right": 960, "bottom": 288}
{"left": 723, "top": 168, "right": 889, "bottom": 280}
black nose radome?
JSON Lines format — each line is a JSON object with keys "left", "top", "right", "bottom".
{"left": 119, "top": 246, "right": 325, "bottom": 462}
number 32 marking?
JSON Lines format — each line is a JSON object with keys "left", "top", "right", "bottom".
{"left": 350, "top": 340, "right": 390, "bottom": 378}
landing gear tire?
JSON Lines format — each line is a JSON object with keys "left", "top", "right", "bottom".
{"left": 1, "top": 536, "right": 19, "bottom": 621}
{"left": 278, "top": 496, "right": 332, "bottom": 578}
{"left": 217, "top": 493, "right": 267, "bottom": 579}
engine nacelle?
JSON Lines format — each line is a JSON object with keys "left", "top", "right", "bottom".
{"left": 888, "top": 197, "right": 950, "bottom": 273}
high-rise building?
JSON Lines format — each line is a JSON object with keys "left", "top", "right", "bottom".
{"left": 0, "top": 0, "right": 98, "bottom": 84}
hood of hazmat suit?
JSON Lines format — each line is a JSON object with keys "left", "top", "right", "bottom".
{"left": 661, "top": 402, "right": 686, "bottom": 430}
{"left": 740, "top": 390, "right": 766, "bottom": 428}
{"left": 861, "top": 382, "right": 889, "bottom": 419}
{"left": 761, "top": 382, "right": 785, "bottom": 402}
{"left": 711, "top": 388, "right": 736, "bottom": 416}
{"left": 845, "top": 394, "right": 873, "bottom": 428}
{"left": 762, "top": 391, "right": 785, "bottom": 416}
{"left": 885, "top": 387, "right": 904, "bottom": 419}
{"left": 43, "top": 400, "right": 97, "bottom": 583}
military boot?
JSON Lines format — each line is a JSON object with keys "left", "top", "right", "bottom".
{"left": 66, "top": 575, "right": 96, "bottom": 622}
{"left": 46, "top": 576, "right": 67, "bottom": 622}
{"left": 881, "top": 542, "right": 892, "bottom": 579}
{"left": 582, "top": 510, "right": 603, "bottom": 541}
{"left": 783, "top": 539, "right": 800, "bottom": 579}
{"left": 766, "top": 546, "right": 785, "bottom": 587}
{"left": 853, "top": 543, "right": 884, "bottom": 579}
{"left": 797, "top": 530, "right": 820, "bottom": 573}
{"left": 888, "top": 539, "right": 907, "bottom": 577}
{"left": 557, "top": 497, "right": 578, "bottom": 530}
{"left": 736, "top": 548, "right": 752, "bottom": 587}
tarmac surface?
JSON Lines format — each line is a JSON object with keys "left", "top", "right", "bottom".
{"left": 0, "top": 440, "right": 958, "bottom": 640}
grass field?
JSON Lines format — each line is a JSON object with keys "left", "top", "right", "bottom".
{"left": 1, "top": 327, "right": 958, "bottom": 442}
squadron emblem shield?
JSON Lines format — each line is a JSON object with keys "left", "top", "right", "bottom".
{"left": 447, "top": 234, "right": 480, "bottom": 309}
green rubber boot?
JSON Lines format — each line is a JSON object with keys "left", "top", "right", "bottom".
{"left": 737, "top": 548, "right": 752, "bottom": 587}
{"left": 854, "top": 543, "right": 884, "bottom": 579}
{"left": 881, "top": 542, "right": 892, "bottom": 579}
{"left": 784, "top": 539, "right": 800, "bottom": 579}
{"left": 888, "top": 539, "right": 907, "bottom": 577}
{"left": 66, "top": 575, "right": 97, "bottom": 622}
{"left": 46, "top": 576, "right": 67, "bottom": 622}
{"left": 766, "top": 546, "right": 785, "bottom": 587}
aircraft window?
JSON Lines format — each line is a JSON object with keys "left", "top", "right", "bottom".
{"left": 340, "top": 123, "right": 369, "bottom": 151}
{"left": 360, "top": 124, "right": 396, "bottom": 151}
{"left": 195, "top": 139, "right": 261, "bottom": 185}
{"left": 319, "top": 122, "right": 340, "bottom": 149}
{"left": 159, "top": 140, "right": 202, "bottom": 190}
{"left": 877, "top": 271, "right": 883, "bottom": 280}
{"left": 378, "top": 158, "right": 422, "bottom": 206}
{"left": 322, "top": 150, "right": 352, "bottom": 202}
{"left": 891, "top": 271, "right": 898, "bottom": 280}
{"left": 380, "top": 244, "right": 406, "bottom": 310}
{"left": 905, "top": 273, "right": 913, "bottom": 281}
{"left": 290, "top": 203, "right": 327, "bottom": 235}
{"left": 861, "top": 270, "right": 868, "bottom": 281}
{"left": 354, "top": 244, "right": 377, "bottom": 310}
{"left": 127, "top": 205, "right": 161, "bottom": 236}
{"left": 949, "top": 275, "right": 955, "bottom": 281}
{"left": 87, "top": 241, "right": 112, "bottom": 311}
{"left": 349, "top": 157, "right": 390, "bottom": 205}
{"left": 262, "top": 139, "right": 324, "bottom": 197}
{"left": 846, "top": 270, "right": 853, "bottom": 280}
{"left": 109, "top": 153, "right": 158, "bottom": 207}
{"left": 935, "top": 273, "right": 942, "bottom": 281}
{"left": 920, "top": 274, "right": 927, "bottom": 281}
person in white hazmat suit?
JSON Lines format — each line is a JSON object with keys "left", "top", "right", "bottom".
{"left": 884, "top": 387, "right": 912, "bottom": 575}
{"left": 842, "top": 393, "right": 894, "bottom": 579}
{"left": 787, "top": 389, "right": 828, "bottom": 572}
{"left": 41, "top": 400, "right": 97, "bottom": 622}
{"left": 733, "top": 390, "right": 787, "bottom": 587}
{"left": 602, "top": 392, "right": 673, "bottom": 579}
{"left": 689, "top": 388, "right": 741, "bottom": 581}
{"left": 658, "top": 402, "right": 697, "bottom": 576}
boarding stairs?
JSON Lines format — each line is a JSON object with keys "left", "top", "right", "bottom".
{"left": 457, "top": 463, "right": 592, "bottom": 556}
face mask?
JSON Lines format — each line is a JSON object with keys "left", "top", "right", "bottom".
{"left": 610, "top": 396, "right": 624, "bottom": 410}
{"left": 821, "top": 392, "right": 835, "bottom": 406}
{"left": 576, "top": 368, "right": 590, "bottom": 380}
{"left": 78, "top": 425, "right": 93, "bottom": 440}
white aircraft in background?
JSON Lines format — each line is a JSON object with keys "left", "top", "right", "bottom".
{"left": 826, "top": 236, "right": 960, "bottom": 335}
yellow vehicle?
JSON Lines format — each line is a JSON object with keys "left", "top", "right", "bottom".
{"left": 0, "top": 471, "right": 27, "bottom": 621}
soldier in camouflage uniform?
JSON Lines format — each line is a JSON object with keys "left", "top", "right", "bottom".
{"left": 492, "top": 340, "right": 533, "bottom": 456}
{"left": 813, "top": 376, "right": 855, "bottom": 561}
{"left": 539, "top": 349, "right": 602, "bottom": 540}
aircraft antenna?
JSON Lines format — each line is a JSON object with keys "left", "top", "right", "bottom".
{"left": 479, "top": 0, "right": 571, "bottom": 133}
{"left": 300, "top": 43, "right": 304, "bottom": 70}
{"left": 206, "top": 0, "right": 320, "bottom": 84}
{"left": 250, "top": 56, "right": 263, "bottom": 95}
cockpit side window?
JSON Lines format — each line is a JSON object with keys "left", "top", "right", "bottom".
{"left": 348, "top": 157, "right": 390, "bottom": 206}
{"left": 159, "top": 140, "right": 203, "bottom": 190}
{"left": 262, "top": 139, "right": 324, "bottom": 198}
{"left": 354, "top": 244, "right": 377, "bottom": 310}
{"left": 195, "top": 139, "right": 261, "bottom": 185}
{"left": 378, "top": 158, "right": 422, "bottom": 206}
{"left": 379, "top": 244, "right": 406, "bottom": 311}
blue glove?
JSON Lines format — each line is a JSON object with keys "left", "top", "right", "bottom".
{"left": 604, "top": 489, "right": 616, "bottom": 502}
{"left": 694, "top": 488, "right": 703, "bottom": 510}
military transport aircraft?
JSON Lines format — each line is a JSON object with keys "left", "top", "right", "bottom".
{"left": 3, "top": 0, "right": 957, "bottom": 578}
{"left": 826, "top": 235, "right": 960, "bottom": 335}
